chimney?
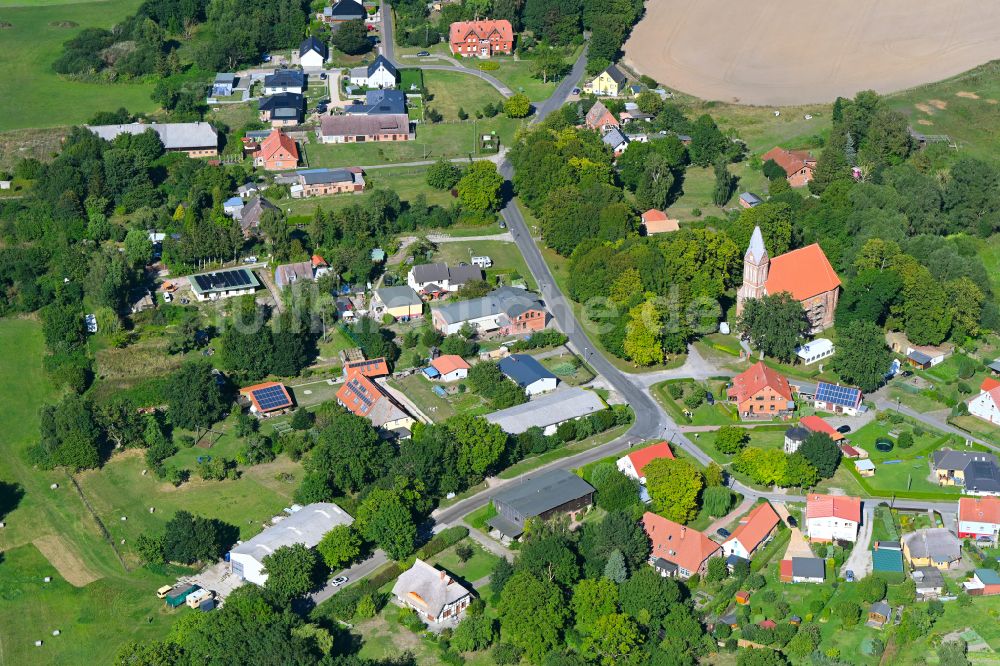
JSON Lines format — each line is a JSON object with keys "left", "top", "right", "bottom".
{"left": 680, "top": 526, "right": 686, "bottom": 539}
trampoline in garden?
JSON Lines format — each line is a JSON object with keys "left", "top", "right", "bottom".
{"left": 876, "top": 439, "right": 894, "bottom": 452}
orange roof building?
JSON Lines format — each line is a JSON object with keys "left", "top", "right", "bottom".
{"left": 722, "top": 502, "right": 781, "bottom": 560}
{"left": 253, "top": 129, "right": 299, "bottom": 171}
{"left": 429, "top": 354, "right": 470, "bottom": 381}
{"left": 336, "top": 370, "right": 415, "bottom": 431}
{"left": 762, "top": 146, "right": 816, "bottom": 187}
{"left": 643, "top": 512, "right": 720, "bottom": 579}
{"left": 799, "top": 415, "right": 844, "bottom": 442}
{"left": 342, "top": 357, "right": 389, "bottom": 378}
{"left": 448, "top": 19, "right": 514, "bottom": 58}
{"left": 616, "top": 441, "right": 675, "bottom": 482}
{"left": 641, "top": 209, "right": 680, "bottom": 235}
{"left": 805, "top": 494, "right": 861, "bottom": 542}
{"left": 959, "top": 497, "right": 1000, "bottom": 540}
{"left": 736, "top": 225, "right": 841, "bottom": 332}
{"left": 727, "top": 361, "right": 794, "bottom": 419}
{"left": 240, "top": 381, "right": 294, "bottom": 415}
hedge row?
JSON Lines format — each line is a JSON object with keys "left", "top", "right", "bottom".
{"left": 415, "top": 526, "right": 469, "bottom": 561}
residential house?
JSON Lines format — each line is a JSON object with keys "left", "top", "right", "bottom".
{"left": 616, "top": 441, "right": 674, "bottom": 483}
{"left": 643, "top": 512, "right": 721, "bottom": 579}
{"left": 902, "top": 528, "right": 961, "bottom": 569}
{"left": 783, "top": 426, "right": 809, "bottom": 454}
{"left": 86, "top": 122, "right": 219, "bottom": 158}
{"left": 259, "top": 93, "right": 303, "bottom": 127}
{"left": 336, "top": 370, "right": 415, "bottom": 431}
{"left": 275, "top": 261, "right": 315, "bottom": 289}
{"left": 189, "top": 267, "right": 260, "bottom": 302}
{"left": 345, "top": 89, "right": 406, "bottom": 115}
{"left": 641, "top": 208, "right": 680, "bottom": 235}
{"left": 392, "top": 559, "right": 472, "bottom": 625}
{"left": 761, "top": 146, "right": 816, "bottom": 187}
{"left": 228, "top": 503, "right": 353, "bottom": 585}
{"left": 584, "top": 100, "right": 619, "bottom": 132}
{"left": 968, "top": 378, "right": 1000, "bottom": 425}
{"left": 253, "top": 130, "right": 299, "bottom": 171}
{"left": 498, "top": 354, "right": 557, "bottom": 395}
{"left": 721, "top": 502, "right": 781, "bottom": 560}
{"left": 342, "top": 357, "right": 389, "bottom": 379}
{"left": 779, "top": 557, "right": 825, "bottom": 583}
{"left": 320, "top": 0, "right": 365, "bottom": 23}
{"left": 912, "top": 566, "right": 945, "bottom": 599}
{"left": 867, "top": 601, "right": 891, "bottom": 629}
{"left": 795, "top": 338, "right": 835, "bottom": 365}
{"left": 213, "top": 73, "right": 236, "bottom": 96}
{"left": 223, "top": 196, "right": 244, "bottom": 218}
{"left": 813, "top": 382, "right": 863, "bottom": 417}
{"left": 487, "top": 469, "right": 594, "bottom": 542}
{"left": 932, "top": 449, "right": 1000, "bottom": 495}
{"left": 739, "top": 192, "right": 762, "bottom": 208}
{"left": 290, "top": 168, "right": 365, "bottom": 198}
{"left": 426, "top": 355, "right": 470, "bottom": 382}
{"left": 736, "top": 225, "right": 841, "bottom": 332}
{"left": 431, "top": 287, "right": 547, "bottom": 336}
{"left": 239, "top": 197, "right": 279, "bottom": 237}
{"left": 238, "top": 182, "right": 260, "bottom": 198}
{"left": 602, "top": 126, "right": 629, "bottom": 156}
{"left": 964, "top": 568, "right": 1000, "bottom": 596}
{"left": 239, "top": 382, "right": 294, "bottom": 415}
{"left": 349, "top": 55, "right": 398, "bottom": 88}
{"left": 484, "top": 387, "right": 606, "bottom": 435}
{"left": 263, "top": 69, "right": 305, "bottom": 95}
{"left": 805, "top": 494, "right": 861, "bottom": 542}
{"left": 958, "top": 496, "right": 1000, "bottom": 542}
{"left": 583, "top": 65, "right": 627, "bottom": 96}
{"left": 299, "top": 36, "right": 328, "bottom": 69}
{"left": 799, "top": 415, "right": 844, "bottom": 442}
{"left": 448, "top": 19, "right": 514, "bottom": 57}
{"left": 408, "top": 262, "right": 484, "bottom": 295}
{"left": 727, "top": 361, "right": 794, "bottom": 419}
{"left": 371, "top": 285, "right": 423, "bottom": 319}
{"left": 318, "top": 113, "right": 412, "bottom": 143}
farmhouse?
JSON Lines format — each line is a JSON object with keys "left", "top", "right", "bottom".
{"left": 320, "top": 0, "right": 365, "bottom": 23}
{"left": 487, "top": 469, "right": 594, "bottom": 542}
{"left": 346, "top": 89, "right": 406, "bottom": 115}
{"left": 779, "top": 557, "right": 825, "bottom": 584}
{"left": 299, "top": 35, "right": 328, "bottom": 69}
{"left": 350, "top": 55, "right": 398, "bottom": 88}
{"left": 736, "top": 226, "right": 841, "bottom": 332}
{"left": 584, "top": 100, "right": 620, "bottom": 132}
{"left": 318, "top": 114, "right": 412, "bottom": 143}
{"left": 238, "top": 197, "right": 280, "bottom": 237}
{"left": 761, "top": 147, "right": 816, "bottom": 187}
{"left": 813, "top": 382, "right": 863, "bottom": 416}
{"left": 258, "top": 93, "right": 303, "bottom": 127}
{"left": 189, "top": 267, "right": 260, "bottom": 301}
{"left": 958, "top": 496, "right": 1000, "bottom": 542}
{"left": 641, "top": 208, "right": 680, "bottom": 235}
{"left": 239, "top": 382, "right": 294, "bottom": 416}
{"left": 602, "top": 127, "right": 629, "bottom": 156}
{"left": 932, "top": 449, "right": 1000, "bottom": 496}
{"left": 290, "top": 168, "right": 365, "bottom": 198}
{"left": 805, "top": 494, "right": 861, "bottom": 543}
{"left": 371, "top": 285, "right": 423, "bottom": 320}
{"left": 264, "top": 69, "right": 305, "bottom": 95}
{"left": 408, "top": 262, "right": 484, "bottom": 295}
{"left": 484, "top": 386, "right": 606, "bottom": 435}
{"left": 431, "top": 287, "right": 547, "bottom": 336}
{"left": 583, "top": 64, "right": 627, "bottom": 96}
{"left": 86, "top": 122, "right": 219, "bottom": 158}
{"left": 229, "top": 503, "right": 353, "bottom": 585}
{"left": 721, "top": 502, "right": 780, "bottom": 560}
{"left": 727, "top": 361, "right": 794, "bottom": 419}
{"left": 902, "top": 528, "right": 961, "bottom": 570}
{"left": 616, "top": 441, "right": 675, "bottom": 483}
{"left": 392, "top": 559, "right": 472, "bottom": 625}
{"left": 498, "top": 354, "right": 557, "bottom": 395}
{"left": 425, "top": 355, "right": 470, "bottom": 382}
{"left": 448, "top": 19, "right": 514, "bottom": 57}
{"left": 642, "top": 512, "right": 720, "bottom": 579}
{"left": 253, "top": 130, "right": 299, "bottom": 171}
{"left": 336, "top": 370, "right": 415, "bottom": 431}
{"left": 274, "top": 261, "right": 316, "bottom": 289}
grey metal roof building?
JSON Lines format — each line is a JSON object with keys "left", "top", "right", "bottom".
{"left": 791, "top": 557, "right": 825, "bottom": 580}
{"left": 86, "top": 122, "right": 218, "bottom": 152}
{"left": 433, "top": 286, "right": 541, "bottom": 326}
{"left": 902, "top": 528, "right": 961, "bottom": 566}
{"left": 488, "top": 469, "right": 594, "bottom": 539}
{"left": 498, "top": 354, "right": 555, "bottom": 388}
{"left": 323, "top": 0, "right": 365, "bottom": 20}
{"left": 604, "top": 64, "right": 627, "bottom": 85}
{"left": 374, "top": 285, "right": 422, "bottom": 308}
{"left": 484, "top": 387, "right": 606, "bottom": 435}
{"left": 346, "top": 89, "right": 407, "bottom": 115}
{"left": 300, "top": 168, "right": 355, "bottom": 185}
{"left": 932, "top": 449, "right": 1000, "bottom": 494}
{"left": 259, "top": 93, "right": 303, "bottom": 117}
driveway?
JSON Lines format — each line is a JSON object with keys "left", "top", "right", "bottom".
{"left": 841, "top": 505, "right": 874, "bottom": 579}
{"left": 311, "top": 549, "right": 389, "bottom": 604}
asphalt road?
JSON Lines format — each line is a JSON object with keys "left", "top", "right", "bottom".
{"left": 312, "top": 549, "right": 389, "bottom": 604}
{"left": 379, "top": 1, "right": 396, "bottom": 65}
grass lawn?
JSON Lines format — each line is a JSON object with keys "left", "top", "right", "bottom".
{"left": 951, "top": 414, "right": 1000, "bottom": 442}
{"left": 484, "top": 56, "right": 557, "bottom": 101}
{"left": 387, "top": 373, "right": 487, "bottom": 423}
{"left": 748, "top": 561, "right": 836, "bottom": 623}
{"left": 306, "top": 116, "right": 523, "bottom": 168}
{"left": 651, "top": 379, "right": 735, "bottom": 426}
{"left": 318, "top": 326, "right": 356, "bottom": 360}
{"left": 539, "top": 353, "right": 594, "bottom": 386}
{"left": 669, "top": 164, "right": 771, "bottom": 221}
{"left": 846, "top": 421, "right": 963, "bottom": 498}
{"left": 429, "top": 540, "right": 500, "bottom": 583}
{"left": 464, "top": 503, "right": 497, "bottom": 531}
{"left": 432, "top": 239, "right": 537, "bottom": 290}
{"left": 0, "top": 0, "right": 157, "bottom": 131}
{"left": 691, "top": 427, "right": 788, "bottom": 466}
{"left": 424, "top": 69, "right": 503, "bottom": 121}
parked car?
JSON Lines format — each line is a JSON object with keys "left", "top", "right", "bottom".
{"left": 572, "top": 87, "right": 580, "bottom": 95}
{"left": 706, "top": 392, "right": 715, "bottom": 405}
{"left": 836, "top": 425, "right": 851, "bottom": 434}
{"left": 243, "top": 256, "right": 258, "bottom": 264}
{"left": 499, "top": 220, "right": 507, "bottom": 229}
{"left": 716, "top": 528, "right": 730, "bottom": 538}
{"left": 156, "top": 585, "right": 173, "bottom": 599}
{"left": 417, "top": 50, "right": 430, "bottom": 57}
{"left": 902, "top": 370, "right": 913, "bottom": 377}
{"left": 846, "top": 570, "right": 855, "bottom": 582}
{"left": 786, "top": 516, "right": 797, "bottom": 528}
{"left": 163, "top": 292, "right": 173, "bottom": 302}
{"left": 320, "top": 72, "right": 327, "bottom": 80}
{"left": 331, "top": 576, "right": 349, "bottom": 587}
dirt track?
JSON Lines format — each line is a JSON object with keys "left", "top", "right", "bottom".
{"left": 622, "top": 0, "right": 1000, "bottom": 106}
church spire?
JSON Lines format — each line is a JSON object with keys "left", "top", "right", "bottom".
{"left": 746, "top": 225, "right": 768, "bottom": 264}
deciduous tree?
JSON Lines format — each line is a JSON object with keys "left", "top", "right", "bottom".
{"left": 643, "top": 457, "right": 704, "bottom": 523}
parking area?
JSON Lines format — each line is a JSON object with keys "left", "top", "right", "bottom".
{"left": 189, "top": 560, "right": 245, "bottom": 604}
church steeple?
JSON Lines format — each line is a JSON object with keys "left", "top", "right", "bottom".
{"left": 736, "top": 226, "right": 770, "bottom": 316}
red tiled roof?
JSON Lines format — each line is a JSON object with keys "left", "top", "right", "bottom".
{"left": 336, "top": 372, "right": 384, "bottom": 417}
{"left": 642, "top": 209, "right": 667, "bottom": 223}
{"left": 626, "top": 441, "right": 675, "bottom": 478}
{"left": 727, "top": 361, "right": 793, "bottom": 404}
{"left": 725, "top": 502, "right": 780, "bottom": 554}
{"left": 806, "top": 494, "right": 861, "bottom": 523}
{"left": 840, "top": 444, "right": 861, "bottom": 458}
{"left": 312, "top": 254, "right": 328, "bottom": 267}
{"left": 780, "top": 559, "right": 793, "bottom": 578}
{"left": 256, "top": 129, "right": 298, "bottom": 162}
{"left": 960, "top": 497, "right": 1000, "bottom": 525}
{"left": 449, "top": 19, "right": 514, "bottom": 43}
{"left": 431, "top": 354, "right": 470, "bottom": 375}
{"left": 762, "top": 147, "right": 815, "bottom": 177}
{"left": 344, "top": 357, "right": 389, "bottom": 378}
{"left": 765, "top": 244, "right": 841, "bottom": 301}
{"left": 982, "top": 378, "right": 1000, "bottom": 392}
{"left": 642, "top": 512, "right": 720, "bottom": 574}
{"left": 799, "top": 415, "right": 844, "bottom": 441}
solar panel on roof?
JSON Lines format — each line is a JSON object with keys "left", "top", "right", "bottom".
{"left": 194, "top": 268, "right": 253, "bottom": 292}
{"left": 251, "top": 385, "right": 291, "bottom": 411}
{"left": 816, "top": 383, "right": 859, "bottom": 406}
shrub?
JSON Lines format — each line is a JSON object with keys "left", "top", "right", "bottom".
{"left": 492, "top": 643, "right": 523, "bottom": 665}
{"left": 667, "top": 383, "right": 684, "bottom": 399}
{"left": 897, "top": 431, "right": 914, "bottom": 449}
{"left": 477, "top": 61, "right": 499, "bottom": 71}
{"left": 416, "top": 526, "right": 468, "bottom": 560}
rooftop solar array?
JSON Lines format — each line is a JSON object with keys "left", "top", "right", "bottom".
{"left": 815, "top": 382, "right": 860, "bottom": 407}
{"left": 193, "top": 268, "right": 255, "bottom": 292}
{"left": 346, "top": 358, "right": 387, "bottom": 375}
{"left": 344, "top": 378, "right": 375, "bottom": 413}
{"left": 251, "top": 384, "right": 292, "bottom": 411}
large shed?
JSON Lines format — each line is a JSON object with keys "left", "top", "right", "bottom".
{"left": 488, "top": 469, "right": 594, "bottom": 541}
